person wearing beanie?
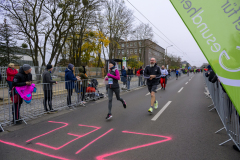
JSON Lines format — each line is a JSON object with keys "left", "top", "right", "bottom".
{"left": 42, "top": 64, "right": 57, "bottom": 112}
{"left": 76, "top": 66, "right": 88, "bottom": 105}
{"left": 65, "top": 63, "right": 80, "bottom": 107}
{"left": 105, "top": 60, "right": 127, "bottom": 120}
{"left": 12, "top": 64, "right": 33, "bottom": 124}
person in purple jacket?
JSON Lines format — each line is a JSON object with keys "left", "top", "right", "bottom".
{"left": 105, "top": 60, "right": 127, "bottom": 120}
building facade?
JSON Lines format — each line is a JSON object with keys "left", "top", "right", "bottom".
{"left": 114, "top": 39, "right": 165, "bottom": 67}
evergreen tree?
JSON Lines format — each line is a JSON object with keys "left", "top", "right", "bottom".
{"left": 0, "top": 19, "right": 22, "bottom": 66}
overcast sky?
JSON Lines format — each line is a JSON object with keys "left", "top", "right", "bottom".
{"left": 125, "top": 0, "right": 208, "bottom": 67}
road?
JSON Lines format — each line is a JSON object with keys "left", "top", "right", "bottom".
{"left": 0, "top": 73, "right": 239, "bottom": 160}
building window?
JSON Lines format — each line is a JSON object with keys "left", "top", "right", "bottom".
{"left": 130, "top": 49, "right": 133, "bottom": 54}
{"left": 139, "top": 48, "right": 142, "bottom": 53}
{"left": 134, "top": 49, "right": 137, "bottom": 54}
{"left": 121, "top": 43, "right": 124, "bottom": 48}
{"left": 127, "top": 43, "right": 129, "bottom": 47}
{"left": 134, "top": 42, "right": 137, "bottom": 46}
{"left": 127, "top": 50, "right": 129, "bottom": 54}
{"left": 122, "top": 50, "right": 124, "bottom": 55}
{"left": 139, "top": 41, "right": 142, "bottom": 46}
{"left": 130, "top": 42, "right": 133, "bottom": 47}
{"left": 118, "top": 50, "right": 121, "bottom": 55}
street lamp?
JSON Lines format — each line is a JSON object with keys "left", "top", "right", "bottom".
{"left": 165, "top": 45, "right": 173, "bottom": 66}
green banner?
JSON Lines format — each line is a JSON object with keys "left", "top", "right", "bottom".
{"left": 170, "top": 0, "right": 240, "bottom": 114}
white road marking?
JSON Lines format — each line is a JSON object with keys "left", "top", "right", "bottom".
{"left": 185, "top": 82, "right": 188, "bottom": 85}
{"left": 178, "top": 87, "right": 184, "bottom": 93}
{"left": 146, "top": 93, "right": 150, "bottom": 96}
{"left": 151, "top": 101, "right": 172, "bottom": 121}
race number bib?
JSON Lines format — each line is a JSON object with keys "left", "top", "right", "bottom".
{"left": 108, "top": 78, "right": 113, "bottom": 84}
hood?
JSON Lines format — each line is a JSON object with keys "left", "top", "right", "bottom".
{"left": 65, "top": 68, "right": 72, "bottom": 73}
{"left": 19, "top": 67, "right": 25, "bottom": 74}
{"left": 79, "top": 66, "right": 84, "bottom": 73}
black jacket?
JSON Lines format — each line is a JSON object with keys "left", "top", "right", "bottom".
{"left": 42, "top": 69, "right": 56, "bottom": 90}
{"left": 13, "top": 67, "right": 32, "bottom": 87}
{"left": 144, "top": 64, "right": 161, "bottom": 86}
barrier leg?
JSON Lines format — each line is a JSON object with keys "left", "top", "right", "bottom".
{"left": 215, "top": 127, "right": 225, "bottom": 134}
{"left": 209, "top": 107, "right": 216, "bottom": 112}
{"left": 208, "top": 103, "right": 214, "bottom": 108}
{"left": 219, "top": 139, "right": 231, "bottom": 146}
{"left": 0, "top": 124, "right": 4, "bottom": 132}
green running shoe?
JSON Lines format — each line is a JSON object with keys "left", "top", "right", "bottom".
{"left": 148, "top": 107, "right": 153, "bottom": 113}
{"left": 154, "top": 101, "right": 158, "bottom": 109}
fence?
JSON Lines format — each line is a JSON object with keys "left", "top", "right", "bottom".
{"left": 0, "top": 66, "right": 104, "bottom": 88}
{"left": 0, "top": 72, "right": 181, "bottom": 131}
{"left": 204, "top": 73, "right": 240, "bottom": 150}
{"left": 0, "top": 75, "right": 148, "bottom": 130}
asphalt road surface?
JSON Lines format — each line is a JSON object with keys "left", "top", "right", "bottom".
{"left": 0, "top": 73, "right": 239, "bottom": 160}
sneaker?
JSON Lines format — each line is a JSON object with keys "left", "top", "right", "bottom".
{"left": 148, "top": 107, "right": 153, "bottom": 113}
{"left": 123, "top": 100, "right": 127, "bottom": 108}
{"left": 154, "top": 101, "right": 158, "bottom": 109}
{"left": 106, "top": 113, "right": 112, "bottom": 120}
{"left": 50, "top": 109, "right": 57, "bottom": 112}
{"left": 164, "top": 88, "right": 165, "bottom": 90}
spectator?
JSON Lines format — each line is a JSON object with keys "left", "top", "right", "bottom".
{"left": 12, "top": 64, "right": 32, "bottom": 124}
{"left": 78, "top": 66, "right": 88, "bottom": 104}
{"left": 42, "top": 64, "right": 57, "bottom": 113}
{"left": 65, "top": 64, "right": 80, "bottom": 107}
{"left": 127, "top": 66, "right": 133, "bottom": 91}
{"left": 6, "top": 63, "right": 18, "bottom": 93}
{"left": 137, "top": 66, "right": 143, "bottom": 86}
{"left": 143, "top": 68, "right": 147, "bottom": 86}
{"left": 121, "top": 66, "right": 127, "bottom": 90}
{"left": 0, "top": 71, "right": 2, "bottom": 81}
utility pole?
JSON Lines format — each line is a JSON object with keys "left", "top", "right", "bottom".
{"left": 165, "top": 45, "right": 173, "bottom": 66}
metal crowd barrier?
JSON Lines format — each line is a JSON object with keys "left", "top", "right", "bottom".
{"left": 204, "top": 73, "right": 240, "bottom": 150}
{"left": 0, "top": 75, "right": 143, "bottom": 130}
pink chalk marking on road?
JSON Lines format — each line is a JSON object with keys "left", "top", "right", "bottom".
{"left": 96, "top": 130, "right": 172, "bottom": 160}
{"left": 36, "top": 124, "right": 101, "bottom": 150}
{"left": 0, "top": 140, "right": 70, "bottom": 160}
{"left": 26, "top": 121, "right": 69, "bottom": 143}
{"left": 76, "top": 129, "right": 114, "bottom": 154}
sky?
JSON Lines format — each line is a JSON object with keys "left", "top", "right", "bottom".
{"left": 125, "top": 0, "right": 208, "bottom": 67}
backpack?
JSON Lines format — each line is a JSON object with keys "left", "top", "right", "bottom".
{"left": 136, "top": 70, "right": 141, "bottom": 76}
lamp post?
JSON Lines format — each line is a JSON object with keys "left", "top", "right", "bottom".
{"left": 165, "top": 45, "right": 173, "bottom": 66}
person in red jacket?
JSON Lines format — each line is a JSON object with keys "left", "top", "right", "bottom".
{"left": 6, "top": 63, "right": 18, "bottom": 92}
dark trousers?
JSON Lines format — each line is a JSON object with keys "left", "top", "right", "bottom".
{"left": 12, "top": 102, "right": 22, "bottom": 122}
{"left": 81, "top": 87, "right": 87, "bottom": 101}
{"left": 108, "top": 88, "right": 124, "bottom": 114}
{"left": 67, "top": 89, "right": 73, "bottom": 106}
{"left": 43, "top": 90, "right": 53, "bottom": 111}
{"left": 7, "top": 81, "right": 13, "bottom": 93}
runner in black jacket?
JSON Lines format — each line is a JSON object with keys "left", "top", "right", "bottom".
{"left": 144, "top": 58, "right": 161, "bottom": 113}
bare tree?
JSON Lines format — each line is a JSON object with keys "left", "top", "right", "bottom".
{"left": 103, "top": 0, "right": 134, "bottom": 59}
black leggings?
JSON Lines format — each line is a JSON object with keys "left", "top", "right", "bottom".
{"left": 67, "top": 89, "right": 73, "bottom": 106}
{"left": 43, "top": 90, "right": 53, "bottom": 111}
{"left": 108, "top": 88, "right": 124, "bottom": 114}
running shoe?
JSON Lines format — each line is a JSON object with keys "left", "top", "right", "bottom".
{"left": 106, "top": 113, "right": 112, "bottom": 120}
{"left": 123, "top": 100, "right": 127, "bottom": 108}
{"left": 148, "top": 107, "right": 153, "bottom": 113}
{"left": 154, "top": 101, "right": 158, "bottom": 109}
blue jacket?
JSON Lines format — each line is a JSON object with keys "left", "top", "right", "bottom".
{"left": 65, "top": 68, "right": 77, "bottom": 89}
{"left": 121, "top": 69, "right": 127, "bottom": 82}
{"left": 176, "top": 70, "right": 179, "bottom": 75}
